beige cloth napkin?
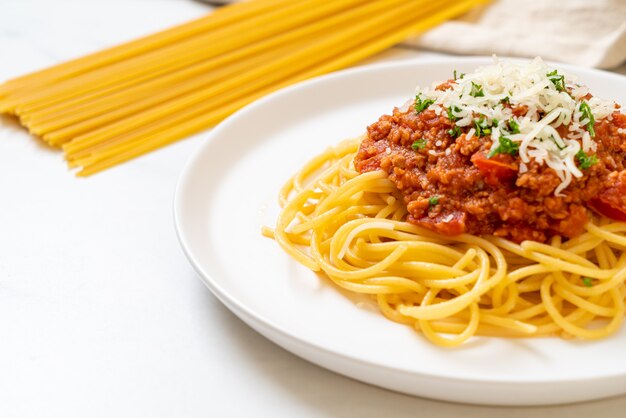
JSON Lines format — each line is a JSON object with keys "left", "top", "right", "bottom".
{"left": 211, "top": 0, "right": 626, "bottom": 69}
{"left": 404, "top": 0, "right": 626, "bottom": 69}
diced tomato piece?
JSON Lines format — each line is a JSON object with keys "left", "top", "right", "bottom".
{"left": 415, "top": 211, "right": 467, "bottom": 235}
{"left": 589, "top": 197, "right": 626, "bottom": 221}
{"left": 471, "top": 152, "right": 518, "bottom": 187}
{"left": 589, "top": 170, "right": 626, "bottom": 221}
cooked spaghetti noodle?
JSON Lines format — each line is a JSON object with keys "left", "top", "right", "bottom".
{"left": 263, "top": 137, "right": 626, "bottom": 347}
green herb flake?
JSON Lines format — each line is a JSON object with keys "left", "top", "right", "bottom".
{"left": 488, "top": 136, "right": 519, "bottom": 158}
{"left": 575, "top": 150, "right": 598, "bottom": 170}
{"left": 579, "top": 101, "right": 596, "bottom": 137}
{"left": 501, "top": 96, "right": 510, "bottom": 105}
{"left": 473, "top": 117, "right": 492, "bottom": 137}
{"left": 470, "top": 82, "right": 484, "bottom": 98}
{"left": 508, "top": 119, "right": 520, "bottom": 134}
{"left": 414, "top": 94, "right": 435, "bottom": 113}
{"left": 446, "top": 106, "right": 460, "bottom": 122}
{"left": 546, "top": 70, "right": 565, "bottom": 92}
{"left": 428, "top": 196, "right": 440, "bottom": 206}
{"left": 411, "top": 139, "right": 427, "bottom": 150}
{"left": 582, "top": 277, "right": 594, "bottom": 287}
{"left": 453, "top": 71, "right": 466, "bottom": 81}
{"left": 448, "top": 126, "right": 462, "bottom": 138}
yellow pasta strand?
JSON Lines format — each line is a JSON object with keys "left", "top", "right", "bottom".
{"left": 0, "top": 0, "right": 304, "bottom": 97}
{"left": 266, "top": 137, "right": 626, "bottom": 346}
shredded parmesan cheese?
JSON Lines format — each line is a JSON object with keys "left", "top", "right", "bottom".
{"left": 417, "top": 57, "right": 617, "bottom": 195}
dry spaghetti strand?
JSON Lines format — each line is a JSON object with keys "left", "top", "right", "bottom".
{"left": 0, "top": 0, "right": 490, "bottom": 175}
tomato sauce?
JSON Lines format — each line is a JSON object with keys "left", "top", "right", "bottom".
{"left": 354, "top": 104, "right": 626, "bottom": 243}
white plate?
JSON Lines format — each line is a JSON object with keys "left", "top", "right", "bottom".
{"left": 174, "top": 58, "right": 626, "bottom": 406}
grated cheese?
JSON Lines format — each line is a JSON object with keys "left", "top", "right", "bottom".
{"left": 416, "top": 57, "right": 618, "bottom": 195}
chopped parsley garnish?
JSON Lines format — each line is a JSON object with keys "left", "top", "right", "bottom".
{"left": 469, "top": 82, "right": 484, "bottom": 97}
{"left": 448, "top": 126, "right": 462, "bottom": 138}
{"left": 492, "top": 118, "right": 499, "bottom": 127}
{"left": 428, "top": 196, "right": 440, "bottom": 206}
{"left": 446, "top": 106, "right": 461, "bottom": 121}
{"left": 546, "top": 70, "right": 565, "bottom": 92}
{"left": 414, "top": 94, "right": 435, "bottom": 113}
{"left": 501, "top": 96, "right": 510, "bottom": 105}
{"left": 488, "top": 136, "right": 519, "bottom": 158}
{"left": 508, "top": 119, "right": 520, "bottom": 134}
{"left": 575, "top": 150, "right": 598, "bottom": 170}
{"left": 411, "top": 139, "right": 427, "bottom": 150}
{"left": 473, "top": 117, "right": 492, "bottom": 137}
{"left": 453, "top": 70, "right": 465, "bottom": 81}
{"left": 579, "top": 101, "right": 596, "bottom": 137}
{"left": 582, "top": 277, "right": 594, "bottom": 287}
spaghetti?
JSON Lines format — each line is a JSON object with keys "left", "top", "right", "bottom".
{"left": 264, "top": 59, "right": 626, "bottom": 347}
{"left": 264, "top": 137, "right": 626, "bottom": 347}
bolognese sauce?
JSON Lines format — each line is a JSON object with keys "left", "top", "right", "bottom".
{"left": 354, "top": 59, "right": 626, "bottom": 243}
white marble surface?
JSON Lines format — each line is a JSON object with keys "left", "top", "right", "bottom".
{"left": 0, "top": 1, "right": 624, "bottom": 417}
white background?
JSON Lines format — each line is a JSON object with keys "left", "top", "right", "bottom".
{"left": 1, "top": 1, "right": 625, "bottom": 416}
